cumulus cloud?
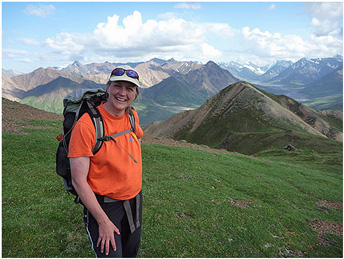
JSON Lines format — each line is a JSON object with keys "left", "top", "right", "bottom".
{"left": 305, "top": 2, "right": 343, "bottom": 20}
{"left": 304, "top": 2, "right": 343, "bottom": 37}
{"left": 241, "top": 26, "right": 342, "bottom": 60}
{"left": 23, "top": 4, "right": 55, "bottom": 18}
{"left": 200, "top": 43, "right": 222, "bottom": 58}
{"left": 37, "top": 9, "right": 342, "bottom": 66}
{"left": 43, "top": 11, "right": 227, "bottom": 63}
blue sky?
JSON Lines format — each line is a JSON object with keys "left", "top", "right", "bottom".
{"left": 2, "top": 1, "right": 343, "bottom": 73}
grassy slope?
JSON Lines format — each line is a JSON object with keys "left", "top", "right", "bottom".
{"left": 2, "top": 119, "right": 342, "bottom": 258}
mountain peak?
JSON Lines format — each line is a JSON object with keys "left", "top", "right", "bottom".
{"left": 205, "top": 60, "right": 217, "bottom": 66}
{"left": 72, "top": 61, "right": 83, "bottom": 66}
{"left": 144, "top": 80, "right": 340, "bottom": 155}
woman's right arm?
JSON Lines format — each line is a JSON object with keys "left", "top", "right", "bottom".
{"left": 70, "top": 156, "right": 120, "bottom": 255}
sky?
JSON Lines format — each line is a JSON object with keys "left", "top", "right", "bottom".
{"left": 2, "top": 1, "right": 343, "bottom": 73}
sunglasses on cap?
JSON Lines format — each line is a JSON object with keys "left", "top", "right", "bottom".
{"left": 111, "top": 68, "right": 139, "bottom": 80}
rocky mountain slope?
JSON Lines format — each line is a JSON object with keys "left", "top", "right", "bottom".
{"left": 144, "top": 81, "right": 342, "bottom": 154}
{"left": 2, "top": 59, "right": 238, "bottom": 125}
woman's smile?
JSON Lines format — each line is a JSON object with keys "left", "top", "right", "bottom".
{"left": 103, "top": 81, "right": 137, "bottom": 116}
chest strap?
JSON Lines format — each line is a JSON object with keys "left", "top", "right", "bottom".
{"left": 97, "top": 128, "right": 138, "bottom": 163}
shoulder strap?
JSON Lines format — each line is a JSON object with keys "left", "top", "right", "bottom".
{"left": 127, "top": 106, "right": 135, "bottom": 132}
{"left": 85, "top": 101, "right": 104, "bottom": 155}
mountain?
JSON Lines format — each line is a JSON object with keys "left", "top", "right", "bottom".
{"left": 267, "top": 56, "right": 343, "bottom": 85}
{"left": 161, "top": 58, "right": 203, "bottom": 74}
{"left": 144, "top": 81, "right": 342, "bottom": 155}
{"left": 300, "top": 67, "right": 343, "bottom": 111}
{"left": 273, "top": 93, "right": 343, "bottom": 141}
{"left": 141, "top": 76, "right": 206, "bottom": 107}
{"left": 2, "top": 75, "right": 25, "bottom": 102}
{"left": 301, "top": 67, "right": 343, "bottom": 99}
{"left": 220, "top": 61, "right": 263, "bottom": 81}
{"left": 177, "top": 61, "right": 239, "bottom": 98}
{"left": 2, "top": 56, "right": 342, "bottom": 127}
{"left": 259, "top": 60, "right": 293, "bottom": 82}
{"left": 220, "top": 56, "right": 342, "bottom": 85}
{"left": 2, "top": 68, "right": 23, "bottom": 77}
{"left": 60, "top": 58, "right": 203, "bottom": 88}
{"left": 2, "top": 67, "right": 86, "bottom": 100}
{"left": 20, "top": 76, "right": 105, "bottom": 114}
{"left": 134, "top": 60, "right": 172, "bottom": 88}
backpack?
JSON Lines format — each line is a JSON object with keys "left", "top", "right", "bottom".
{"left": 55, "top": 88, "right": 135, "bottom": 204}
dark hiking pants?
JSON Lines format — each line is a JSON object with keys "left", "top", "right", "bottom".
{"left": 83, "top": 191, "right": 142, "bottom": 258}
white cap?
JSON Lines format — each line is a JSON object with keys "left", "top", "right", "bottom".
{"left": 109, "top": 66, "right": 140, "bottom": 88}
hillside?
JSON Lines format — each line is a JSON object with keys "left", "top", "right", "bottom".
{"left": 2, "top": 96, "right": 342, "bottom": 258}
{"left": 144, "top": 81, "right": 342, "bottom": 155}
{"left": 1, "top": 97, "right": 254, "bottom": 158}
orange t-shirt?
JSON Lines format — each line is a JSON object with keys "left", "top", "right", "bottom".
{"left": 68, "top": 103, "right": 143, "bottom": 200}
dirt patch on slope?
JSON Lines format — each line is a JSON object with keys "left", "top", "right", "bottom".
{"left": 2, "top": 98, "right": 63, "bottom": 134}
{"left": 316, "top": 200, "right": 343, "bottom": 210}
{"left": 310, "top": 200, "right": 343, "bottom": 245}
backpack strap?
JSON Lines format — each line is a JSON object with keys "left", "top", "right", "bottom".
{"left": 127, "top": 107, "right": 135, "bottom": 132}
{"left": 85, "top": 101, "right": 104, "bottom": 155}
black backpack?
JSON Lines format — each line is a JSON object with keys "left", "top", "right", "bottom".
{"left": 56, "top": 88, "right": 135, "bottom": 203}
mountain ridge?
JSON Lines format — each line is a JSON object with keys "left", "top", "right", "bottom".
{"left": 2, "top": 56, "right": 342, "bottom": 126}
{"left": 144, "top": 81, "right": 342, "bottom": 155}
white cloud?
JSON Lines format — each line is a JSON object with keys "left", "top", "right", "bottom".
{"left": 15, "top": 58, "right": 32, "bottom": 63}
{"left": 23, "top": 4, "right": 55, "bottom": 18}
{"left": 200, "top": 43, "right": 222, "bottom": 59}
{"left": 174, "top": 3, "right": 202, "bottom": 10}
{"left": 304, "top": 2, "right": 343, "bottom": 37}
{"left": 43, "top": 11, "right": 228, "bottom": 63}
{"left": 241, "top": 26, "right": 342, "bottom": 61}
{"left": 305, "top": 2, "right": 343, "bottom": 20}
{"left": 3, "top": 48, "right": 29, "bottom": 58}
{"left": 203, "top": 23, "right": 235, "bottom": 38}
{"left": 44, "top": 32, "right": 85, "bottom": 54}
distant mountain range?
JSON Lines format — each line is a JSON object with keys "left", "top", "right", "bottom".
{"left": 219, "top": 55, "right": 342, "bottom": 84}
{"left": 2, "top": 55, "right": 343, "bottom": 126}
{"left": 144, "top": 81, "right": 343, "bottom": 154}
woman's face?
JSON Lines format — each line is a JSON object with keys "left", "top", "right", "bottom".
{"left": 105, "top": 81, "right": 137, "bottom": 116}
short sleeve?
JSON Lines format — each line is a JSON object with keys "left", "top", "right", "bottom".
{"left": 68, "top": 114, "right": 96, "bottom": 158}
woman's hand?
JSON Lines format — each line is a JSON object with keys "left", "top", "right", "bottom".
{"left": 97, "top": 219, "right": 121, "bottom": 255}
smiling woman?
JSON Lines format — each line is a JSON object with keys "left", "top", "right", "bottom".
{"left": 103, "top": 67, "right": 140, "bottom": 116}
{"left": 68, "top": 67, "right": 144, "bottom": 257}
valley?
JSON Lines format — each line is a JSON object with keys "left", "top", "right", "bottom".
{"left": 2, "top": 56, "right": 343, "bottom": 155}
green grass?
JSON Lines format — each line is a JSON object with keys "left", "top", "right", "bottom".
{"left": 2, "top": 119, "right": 342, "bottom": 257}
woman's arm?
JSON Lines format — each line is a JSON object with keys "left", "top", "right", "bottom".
{"left": 70, "top": 156, "right": 120, "bottom": 255}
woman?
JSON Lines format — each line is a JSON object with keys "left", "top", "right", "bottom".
{"left": 68, "top": 67, "right": 143, "bottom": 258}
